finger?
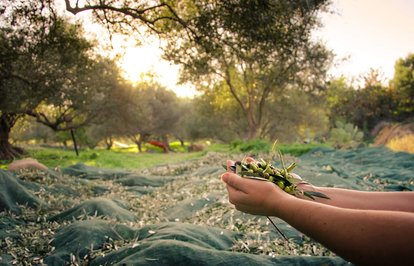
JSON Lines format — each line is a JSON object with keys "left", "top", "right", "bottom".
{"left": 222, "top": 172, "right": 258, "bottom": 194}
{"left": 225, "top": 185, "right": 251, "bottom": 205}
{"left": 291, "top": 173, "right": 302, "bottom": 180}
{"left": 245, "top": 157, "right": 255, "bottom": 163}
{"left": 226, "top": 160, "right": 235, "bottom": 172}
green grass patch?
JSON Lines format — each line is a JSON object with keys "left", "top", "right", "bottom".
{"left": 276, "top": 143, "right": 331, "bottom": 157}
{"left": 205, "top": 143, "right": 232, "bottom": 153}
{"left": 0, "top": 142, "right": 331, "bottom": 170}
{"left": 7, "top": 146, "right": 206, "bottom": 170}
{"left": 229, "top": 139, "right": 331, "bottom": 156}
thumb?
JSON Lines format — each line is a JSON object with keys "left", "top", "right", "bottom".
{"left": 221, "top": 172, "right": 248, "bottom": 193}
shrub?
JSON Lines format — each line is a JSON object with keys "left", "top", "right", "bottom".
{"left": 328, "top": 121, "right": 364, "bottom": 149}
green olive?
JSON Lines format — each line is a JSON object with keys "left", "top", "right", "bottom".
{"left": 250, "top": 164, "right": 258, "bottom": 171}
{"left": 284, "top": 186, "right": 292, "bottom": 193}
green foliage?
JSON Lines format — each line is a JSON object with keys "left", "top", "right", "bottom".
{"left": 73, "top": 128, "right": 101, "bottom": 149}
{"left": 228, "top": 140, "right": 332, "bottom": 156}
{"left": 10, "top": 118, "right": 54, "bottom": 143}
{"left": 230, "top": 140, "right": 244, "bottom": 150}
{"left": 230, "top": 139, "right": 271, "bottom": 153}
{"left": 119, "top": 81, "right": 183, "bottom": 152}
{"left": 163, "top": 0, "right": 332, "bottom": 139}
{"left": 182, "top": 89, "right": 242, "bottom": 142}
{"left": 328, "top": 121, "right": 364, "bottom": 149}
{"left": 276, "top": 143, "right": 331, "bottom": 157}
{"left": 0, "top": 1, "right": 129, "bottom": 159}
{"left": 169, "top": 141, "right": 188, "bottom": 152}
{"left": 204, "top": 143, "right": 231, "bottom": 153}
{"left": 325, "top": 74, "right": 394, "bottom": 133}
{"left": 390, "top": 53, "right": 414, "bottom": 119}
{"left": 263, "top": 90, "right": 330, "bottom": 142}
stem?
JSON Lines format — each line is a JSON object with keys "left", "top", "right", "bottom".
{"left": 267, "top": 216, "right": 288, "bottom": 241}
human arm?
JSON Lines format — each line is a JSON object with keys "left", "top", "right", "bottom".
{"left": 228, "top": 157, "right": 414, "bottom": 212}
{"left": 298, "top": 183, "right": 414, "bottom": 212}
{"left": 221, "top": 171, "right": 414, "bottom": 265}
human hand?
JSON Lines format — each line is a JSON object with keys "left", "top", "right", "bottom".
{"left": 221, "top": 160, "right": 293, "bottom": 216}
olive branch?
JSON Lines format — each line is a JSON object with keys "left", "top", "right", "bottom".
{"left": 223, "top": 148, "right": 329, "bottom": 241}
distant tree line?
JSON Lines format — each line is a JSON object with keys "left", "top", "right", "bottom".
{"left": 325, "top": 55, "right": 414, "bottom": 136}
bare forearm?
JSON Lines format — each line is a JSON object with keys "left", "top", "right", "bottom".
{"left": 301, "top": 185, "right": 414, "bottom": 212}
{"left": 277, "top": 197, "right": 414, "bottom": 265}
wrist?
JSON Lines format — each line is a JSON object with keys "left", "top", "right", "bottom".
{"left": 270, "top": 190, "right": 300, "bottom": 218}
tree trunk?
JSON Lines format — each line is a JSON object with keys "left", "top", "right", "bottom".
{"left": 0, "top": 113, "right": 26, "bottom": 160}
{"left": 62, "top": 140, "right": 68, "bottom": 149}
{"left": 70, "top": 129, "right": 79, "bottom": 156}
{"left": 136, "top": 141, "right": 142, "bottom": 153}
{"left": 246, "top": 111, "right": 259, "bottom": 139}
{"left": 172, "top": 134, "right": 184, "bottom": 147}
{"left": 105, "top": 137, "right": 113, "bottom": 150}
{"left": 161, "top": 135, "right": 170, "bottom": 153}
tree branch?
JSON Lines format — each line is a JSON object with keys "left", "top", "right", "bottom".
{"left": 65, "top": 1, "right": 185, "bottom": 31}
{"left": 224, "top": 64, "right": 247, "bottom": 116}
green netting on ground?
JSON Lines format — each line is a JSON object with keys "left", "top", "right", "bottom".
{"left": 62, "top": 163, "right": 131, "bottom": 180}
{"left": 0, "top": 170, "right": 46, "bottom": 214}
{"left": 48, "top": 197, "right": 136, "bottom": 222}
{"left": 44, "top": 219, "right": 137, "bottom": 265}
{"left": 1, "top": 148, "right": 413, "bottom": 265}
{"left": 90, "top": 239, "right": 348, "bottom": 266}
{"left": 296, "top": 147, "right": 414, "bottom": 190}
{"left": 115, "top": 174, "right": 177, "bottom": 187}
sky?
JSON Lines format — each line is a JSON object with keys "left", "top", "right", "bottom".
{"left": 78, "top": 0, "right": 414, "bottom": 97}
{"left": 315, "top": 0, "right": 414, "bottom": 85}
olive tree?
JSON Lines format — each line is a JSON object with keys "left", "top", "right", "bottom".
{"left": 0, "top": 0, "right": 124, "bottom": 159}
{"left": 161, "top": 1, "right": 332, "bottom": 139}
{"left": 390, "top": 53, "right": 414, "bottom": 120}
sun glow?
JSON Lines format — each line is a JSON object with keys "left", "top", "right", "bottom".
{"left": 75, "top": 0, "right": 414, "bottom": 93}
{"left": 110, "top": 36, "right": 197, "bottom": 98}
{"left": 74, "top": 9, "right": 197, "bottom": 98}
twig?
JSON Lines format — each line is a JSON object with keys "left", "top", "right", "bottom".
{"left": 267, "top": 216, "right": 288, "bottom": 241}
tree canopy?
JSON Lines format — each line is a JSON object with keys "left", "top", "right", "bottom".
{"left": 4, "top": 0, "right": 412, "bottom": 155}
{"left": 390, "top": 53, "right": 414, "bottom": 119}
{"left": 0, "top": 0, "right": 127, "bottom": 159}
{"left": 162, "top": 0, "right": 332, "bottom": 139}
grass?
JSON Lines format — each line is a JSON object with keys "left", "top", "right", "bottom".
{"left": 228, "top": 139, "right": 331, "bottom": 157}
{"left": 0, "top": 142, "right": 331, "bottom": 170}
{"left": 276, "top": 143, "right": 331, "bottom": 157}
{"left": 12, "top": 146, "right": 206, "bottom": 170}
{"left": 387, "top": 134, "right": 414, "bottom": 154}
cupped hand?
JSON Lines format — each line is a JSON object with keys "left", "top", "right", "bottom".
{"left": 221, "top": 160, "right": 293, "bottom": 216}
